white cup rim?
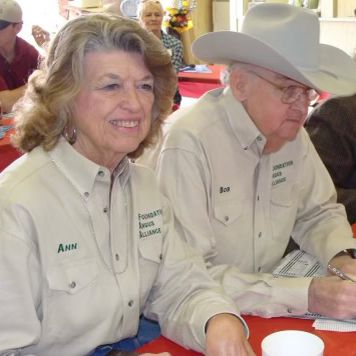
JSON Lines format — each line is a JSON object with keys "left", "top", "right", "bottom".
{"left": 262, "top": 330, "right": 324, "bottom": 356}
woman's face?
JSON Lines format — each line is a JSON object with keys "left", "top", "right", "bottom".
{"left": 139, "top": 3, "right": 164, "bottom": 33}
{"left": 72, "top": 50, "right": 154, "bottom": 171}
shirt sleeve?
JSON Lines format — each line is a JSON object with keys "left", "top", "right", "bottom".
{"left": 170, "top": 39, "right": 184, "bottom": 72}
{"left": 143, "top": 194, "right": 248, "bottom": 352}
{"left": 155, "top": 132, "right": 312, "bottom": 318}
{"left": 0, "top": 75, "right": 9, "bottom": 91}
{"left": 0, "top": 221, "right": 42, "bottom": 354}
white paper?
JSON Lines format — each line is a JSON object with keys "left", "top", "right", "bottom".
{"left": 313, "top": 319, "right": 356, "bottom": 332}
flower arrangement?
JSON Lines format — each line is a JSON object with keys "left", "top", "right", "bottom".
{"left": 164, "top": 0, "right": 197, "bottom": 33}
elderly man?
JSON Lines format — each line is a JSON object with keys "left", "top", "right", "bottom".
{"left": 0, "top": 0, "right": 39, "bottom": 113}
{"left": 154, "top": 4, "right": 356, "bottom": 320}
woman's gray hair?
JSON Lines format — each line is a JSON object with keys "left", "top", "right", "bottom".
{"left": 13, "top": 13, "right": 176, "bottom": 158}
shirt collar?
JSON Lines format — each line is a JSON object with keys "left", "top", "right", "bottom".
{"left": 49, "top": 137, "right": 130, "bottom": 196}
{"left": 219, "top": 87, "right": 266, "bottom": 151}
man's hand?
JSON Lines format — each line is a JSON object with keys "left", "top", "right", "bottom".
{"left": 308, "top": 275, "right": 356, "bottom": 320}
{"left": 205, "top": 313, "right": 255, "bottom": 356}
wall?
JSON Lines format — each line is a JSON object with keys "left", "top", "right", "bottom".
{"left": 320, "top": 18, "right": 356, "bottom": 55}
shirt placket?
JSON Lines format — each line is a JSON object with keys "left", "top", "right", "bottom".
{"left": 253, "top": 138, "right": 272, "bottom": 273}
{"left": 109, "top": 176, "right": 140, "bottom": 337}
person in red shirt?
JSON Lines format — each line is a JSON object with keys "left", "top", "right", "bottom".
{"left": 0, "top": 0, "right": 39, "bottom": 113}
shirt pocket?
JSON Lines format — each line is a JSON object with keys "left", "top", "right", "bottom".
{"left": 213, "top": 199, "right": 243, "bottom": 226}
{"left": 44, "top": 258, "right": 101, "bottom": 340}
{"left": 47, "top": 258, "right": 98, "bottom": 295}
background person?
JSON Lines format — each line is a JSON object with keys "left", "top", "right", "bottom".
{"left": 154, "top": 4, "right": 356, "bottom": 320}
{"left": 306, "top": 94, "right": 356, "bottom": 224}
{"left": 138, "top": 0, "right": 183, "bottom": 106}
{"left": 0, "top": 13, "right": 253, "bottom": 356}
{"left": 0, "top": 0, "right": 39, "bottom": 112}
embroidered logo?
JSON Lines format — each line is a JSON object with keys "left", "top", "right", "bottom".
{"left": 219, "top": 186, "right": 230, "bottom": 193}
{"left": 138, "top": 209, "right": 162, "bottom": 239}
{"left": 272, "top": 160, "right": 293, "bottom": 186}
{"left": 57, "top": 243, "right": 78, "bottom": 253}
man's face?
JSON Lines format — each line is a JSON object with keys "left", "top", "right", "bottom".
{"left": 240, "top": 67, "right": 311, "bottom": 153}
{"left": 0, "top": 23, "right": 19, "bottom": 47}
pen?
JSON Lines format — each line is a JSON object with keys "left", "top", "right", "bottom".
{"left": 327, "top": 264, "right": 356, "bottom": 283}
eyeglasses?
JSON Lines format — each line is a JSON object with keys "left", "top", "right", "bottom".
{"left": 248, "top": 71, "right": 319, "bottom": 105}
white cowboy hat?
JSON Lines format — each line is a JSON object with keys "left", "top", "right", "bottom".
{"left": 192, "top": 3, "right": 356, "bottom": 96}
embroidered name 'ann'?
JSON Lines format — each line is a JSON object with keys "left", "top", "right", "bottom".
{"left": 57, "top": 243, "right": 78, "bottom": 253}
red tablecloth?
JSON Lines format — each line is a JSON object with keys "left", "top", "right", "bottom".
{"left": 137, "top": 315, "right": 356, "bottom": 356}
{"left": 0, "top": 118, "right": 22, "bottom": 172}
{"left": 178, "top": 65, "right": 224, "bottom": 98}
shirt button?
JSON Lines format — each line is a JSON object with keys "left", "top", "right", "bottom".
{"left": 258, "top": 266, "right": 262, "bottom": 272}
{"left": 128, "top": 300, "right": 134, "bottom": 307}
{"left": 224, "top": 216, "right": 229, "bottom": 222}
{"left": 98, "top": 170, "right": 104, "bottom": 177}
{"left": 84, "top": 192, "right": 89, "bottom": 198}
{"left": 257, "top": 195, "right": 260, "bottom": 201}
{"left": 287, "top": 308, "right": 293, "bottom": 314}
{"left": 103, "top": 207, "right": 108, "bottom": 213}
{"left": 257, "top": 136, "right": 262, "bottom": 141}
{"left": 258, "top": 232, "right": 262, "bottom": 238}
{"left": 243, "top": 146, "right": 248, "bottom": 151}
{"left": 115, "top": 253, "right": 120, "bottom": 261}
{"left": 69, "top": 281, "right": 76, "bottom": 289}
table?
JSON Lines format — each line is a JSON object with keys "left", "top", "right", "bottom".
{"left": 137, "top": 315, "right": 356, "bottom": 356}
{"left": 178, "top": 65, "right": 224, "bottom": 98}
{"left": 0, "top": 118, "right": 21, "bottom": 172}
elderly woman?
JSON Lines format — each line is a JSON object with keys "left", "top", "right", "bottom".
{"left": 0, "top": 14, "right": 253, "bottom": 356}
{"left": 138, "top": 0, "right": 183, "bottom": 106}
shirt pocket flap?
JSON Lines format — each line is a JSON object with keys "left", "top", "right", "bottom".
{"left": 139, "top": 236, "right": 163, "bottom": 263}
{"left": 214, "top": 200, "right": 243, "bottom": 226}
{"left": 47, "top": 259, "right": 98, "bottom": 295}
{"left": 271, "top": 185, "right": 296, "bottom": 207}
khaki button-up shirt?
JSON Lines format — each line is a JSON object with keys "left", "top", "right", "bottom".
{"left": 0, "top": 138, "right": 244, "bottom": 355}
{"left": 156, "top": 87, "right": 356, "bottom": 317}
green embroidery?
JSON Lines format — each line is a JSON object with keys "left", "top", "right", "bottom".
{"left": 138, "top": 209, "right": 162, "bottom": 239}
{"left": 57, "top": 243, "right": 78, "bottom": 253}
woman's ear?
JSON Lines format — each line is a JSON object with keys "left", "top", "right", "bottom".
{"left": 229, "top": 68, "right": 251, "bottom": 101}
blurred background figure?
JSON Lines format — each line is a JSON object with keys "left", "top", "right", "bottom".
{"left": 31, "top": 24, "right": 50, "bottom": 48}
{"left": 0, "top": 0, "right": 39, "bottom": 113}
{"left": 306, "top": 94, "right": 356, "bottom": 224}
{"left": 138, "top": 0, "right": 184, "bottom": 107}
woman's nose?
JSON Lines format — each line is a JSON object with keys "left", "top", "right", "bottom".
{"left": 120, "top": 88, "right": 141, "bottom": 111}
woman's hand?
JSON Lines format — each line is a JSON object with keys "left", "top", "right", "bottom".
{"left": 205, "top": 313, "right": 255, "bottom": 356}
